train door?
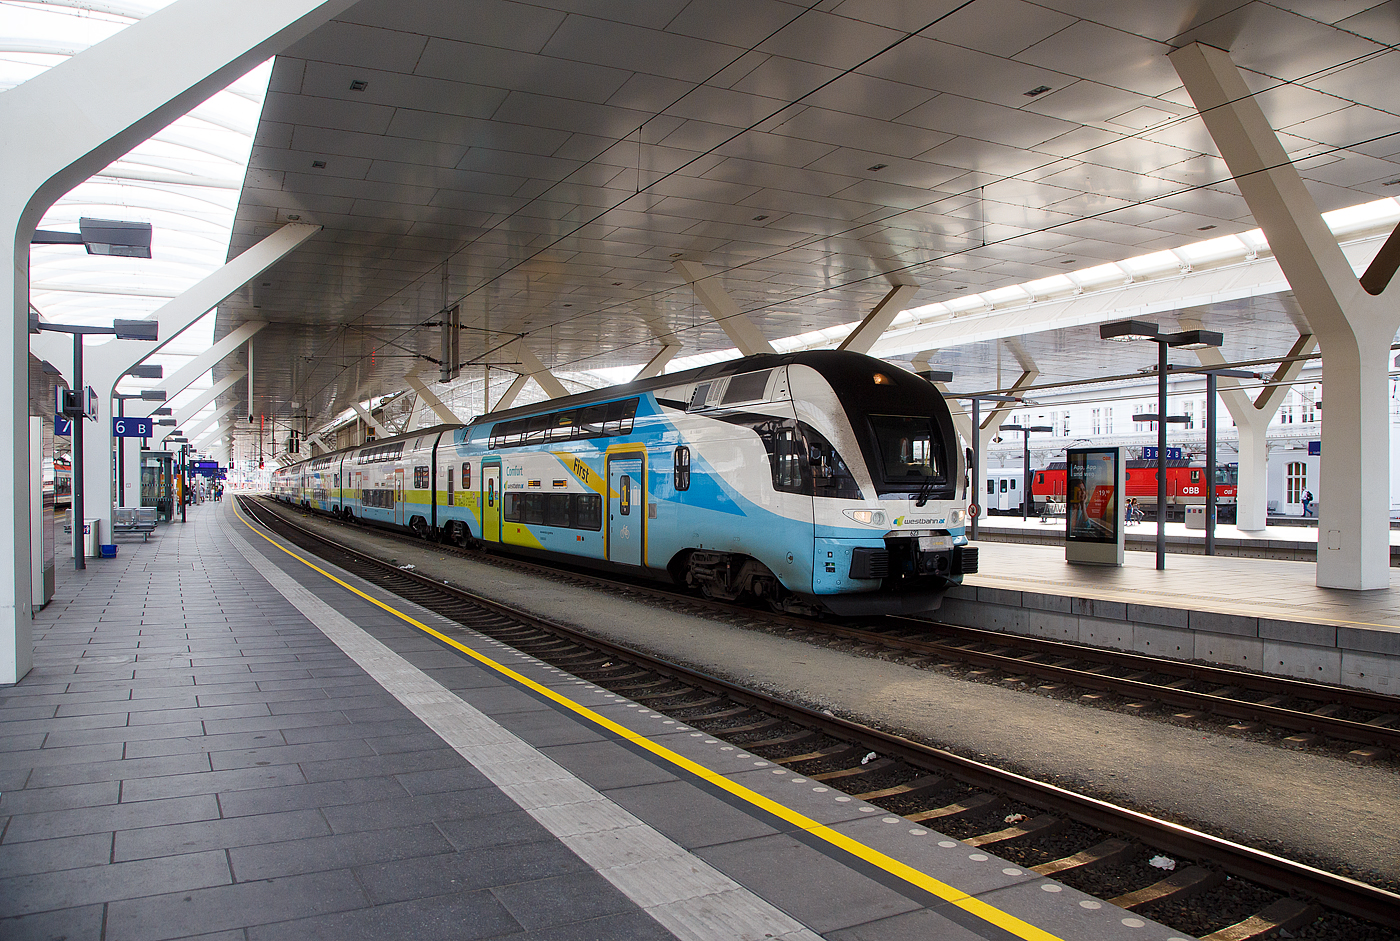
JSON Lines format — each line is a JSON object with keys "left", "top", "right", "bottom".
{"left": 607, "top": 455, "right": 644, "bottom": 566}
{"left": 393, "top": 469, "right": 405, "bottom": 525}
{"left": 481, "top": 462, "right": 501, "bottom": 543}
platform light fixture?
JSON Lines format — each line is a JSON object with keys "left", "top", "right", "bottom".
{"left": 1099, "top": 319, "right": 1160, "bottom": 342}
{"left": 1099, "top": 319, "right": 1223, "bottom": 570}
{"left": 31, "top": 217, "right": 153, "bottom": 258}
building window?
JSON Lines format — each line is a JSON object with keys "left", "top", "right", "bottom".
{"left": 1286, "top": 461, "right": 1307, "bottom": 504}
{"left": 1104, "top": 407, "right": 1113, "bottom": 435}
{"left": 1183, "top": 400, "right": 1194, "bottom": 430}
{"left": 1091, "top": 408, "right": 1101, "bottom": 436}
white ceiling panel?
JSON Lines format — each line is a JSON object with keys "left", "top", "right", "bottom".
{"left": 928, "top": 0, "right": 1076, "bottom": 57}
{"left": 204, "top": 0, "right": 1400, "bottom": 440}
{"left": 339, "top": 0, "right": 567, "bottom": 52}
{"left": 1016, "top": 21, "right": 1180, "bottom": 97}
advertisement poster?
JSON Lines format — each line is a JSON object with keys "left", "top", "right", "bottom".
{"left": 1066, "top": 448, "right": 1120, "bottom": 544}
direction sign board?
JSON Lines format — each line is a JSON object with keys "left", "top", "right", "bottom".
{"left": 1141, "top": 446, "right": 1183, "bottom": 461}
{"left": 112, "top": 417, "right": 153, "bottom": 438}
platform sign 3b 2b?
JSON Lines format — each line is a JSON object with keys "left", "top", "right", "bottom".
{"left": 1065, "top": 446, "right": 1125, "bottom": 566}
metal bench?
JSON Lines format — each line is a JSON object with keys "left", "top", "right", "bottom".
{"left": 112, "top": 507, "right": 158, "bottom": 541}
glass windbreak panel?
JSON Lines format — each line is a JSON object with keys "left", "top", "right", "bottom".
{"left": 869, "top": 415, "right": 946, "bottom": 483}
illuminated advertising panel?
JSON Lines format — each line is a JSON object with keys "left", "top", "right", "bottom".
{"left": 1066, "top": 448, "right": 1123, "bottom": 561}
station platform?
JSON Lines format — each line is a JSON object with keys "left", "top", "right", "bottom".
{"left": 970, "top": 513, "right": 1400, "bottom": 565}
{"left": 946, "top": 524, "right": 1400, "bottom": 695}
{"left": 0, "top": 502, "right": 1189, "bottom": 941}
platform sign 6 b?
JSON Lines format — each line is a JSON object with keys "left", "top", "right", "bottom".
{"left": 112, "top": 417, "right": 153, "bottom": 438}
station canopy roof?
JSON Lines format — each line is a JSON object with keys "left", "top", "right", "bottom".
{"left": 17, "top": 1, "right": 1400, "bottom": 450}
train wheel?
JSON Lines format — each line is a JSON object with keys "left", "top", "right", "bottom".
{"left": 451, "top": 522, "right": 469, "bottom": 548}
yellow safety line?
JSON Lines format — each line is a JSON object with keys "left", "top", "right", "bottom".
{"left": 234, "top": 503, "right": 1066, "bottom": 941}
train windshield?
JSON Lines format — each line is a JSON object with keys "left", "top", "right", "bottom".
{"left": 1215, "top": 464, "right": 1238, "bottom": 485}
{"left": 868, "top": 414, "right": 946, "bottom": 485}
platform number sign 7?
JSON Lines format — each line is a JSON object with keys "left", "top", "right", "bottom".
{"left": 112, "top": 417, "right": 153, "bottom": 438}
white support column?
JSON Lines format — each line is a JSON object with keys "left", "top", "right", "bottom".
{"left": 353, "top": 402, "right": 391, "bottom": 441}
{"left": 154, "top": 322, "right": 267, "bottom": 399}
{"left": 1172, "top": 42, "right": 1400, "bottom": 589}
{"left": 1193, "top": 333, "right": 1316, "bottom": 532}
{"left": 672, "top": 260, "right": 775, "bottom": 356}
{"left": 1, "top": 3, "right": 355, "bottom": 680}
{"left": 837, "top": 283, "right": 920, "bottom": 354}
{"left": 184, "top": 402, "right": 239, "bottom": 446}
{"left": 173, "top": 370, "right": 248, "bottom": 427}
{"left": 404, "top": 374, "right": 463, "bottom": 425}
{"left": 634, "top": 345, "right": 680, "bottom": 381}
{"left": 491, "top": 373, "right": 531, "bottom": 413}
{"left": 307, "top": 433, "right": 329, "bottom": 456}
{"left": 512, "top": 340, "right": 570, "bottom": 400}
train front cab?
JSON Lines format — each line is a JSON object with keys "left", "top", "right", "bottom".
{"left": 783, "top": 355, "right": 976, "bottom": 616}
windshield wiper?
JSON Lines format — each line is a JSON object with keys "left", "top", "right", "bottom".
{"left": 915, "top": 472, "right": 937, "bottom": 507}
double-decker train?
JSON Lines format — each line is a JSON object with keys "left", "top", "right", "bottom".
{"left": 270, "top": 350, "right": 977, "bottom": 615}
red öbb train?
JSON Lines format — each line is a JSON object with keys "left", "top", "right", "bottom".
{"left": 1031, "top": 459, "right": 1238, "bottom": 521}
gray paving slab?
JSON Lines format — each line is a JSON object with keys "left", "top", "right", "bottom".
{"left": 228, "top": 823, "right": 457, "bottom": 881}
{"left": 0, "top": 832, "right": 112, "bottom": 879}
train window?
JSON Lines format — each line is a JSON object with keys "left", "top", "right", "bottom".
{"left": 868, "top": 414, "right": 946, "bottom": 486}
{"left": 1000, "top": 480, "right": 1007, "bottom": 492}
{"left": 773, "top": 427, "right": 805, "bottom": 491}
{"left": 503, "top": 492, "right": 518, "bottom": 521}
{"left": 487, "top": 478, "right": 495, "bottom": 507}
{"left": 575, "top": 493, "right": 602, "bottom": 530}
{"left": 414, "top": 466, "right": 430, "bottom": 489}
{"left": 619, "top": 475, "right": 631, "bottom": 515}
{"left": 548, "top": 412, "right": 576, "bottom": 441}
{"left": 603, "top": 398, "right": 638, "bottom": 435}
{"left": 1190, "top": 469, "right": 1201, "bottom": 482}
{"left": 801, "top": 423, "right": 862, "bottom": 500}
{"left": 578, "top": 405, "right": 607, "bottom": 437}
{"left": 524, "top": 415, "right": 551, "bottom": 444}
{"left": 987, "top": 480, "right": 995, "bottom": 495}
{"left": 445, "top": 467, "right": 453, "bottom": 505}
{"left": 674, "top": 446, "right": 690, "bottom": 492}
{"left": 689, "top": 383, "right": 710, "bottom": 410}
{"left": 1010, "top": 479, "right": 1016, "bottom": 489}
{"left": 545, "top": 493, "right": 571, "bottom": 527}
{"left": 1036, "top": 473, "right": 1044, "bottom": 485}
{"left": 462, "top": 462, "right": 471, "bottom": 490}
{"left": 722, "top": 370, "right": 770, "bottom": 405}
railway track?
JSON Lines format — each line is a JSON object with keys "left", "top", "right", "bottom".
{"left": 240, "top": 496, "right": 1400, "bottom": 940}
{"left": 259, "top": 498, "right": 1400, "bottom": 762}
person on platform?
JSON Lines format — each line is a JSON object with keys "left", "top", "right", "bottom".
{"left": 1302, "top": 489, "right": 1313, "bottom": 517}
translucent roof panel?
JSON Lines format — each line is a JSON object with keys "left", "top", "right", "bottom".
{"left": 5, "top": 0, "right": 271, "bottom": 443}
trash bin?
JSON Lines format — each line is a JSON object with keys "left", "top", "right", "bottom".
{"left": 82, "top": 518, "right": 101, "bottom": 557}
{"left": 1184, "top": 505, "right": 1207, "bottom": 531}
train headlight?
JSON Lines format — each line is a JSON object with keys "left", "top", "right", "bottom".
{"left": 844, "top": 508, "right": 888, "bottom": 526}
{"left": 948, "top": 508, "right": 966, "bottom": 526}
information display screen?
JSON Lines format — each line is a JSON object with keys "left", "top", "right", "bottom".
{"left": 1066, "top": 448, "right": 1120, "bottom": 544}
